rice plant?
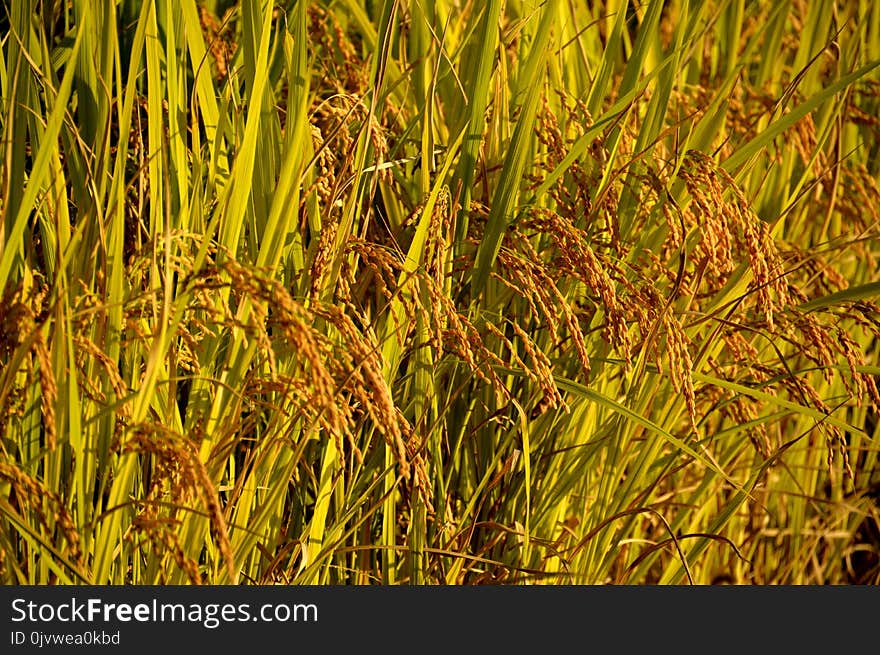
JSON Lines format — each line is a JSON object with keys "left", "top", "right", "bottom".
{"left": 1, "top": 0, "right": 879, "bottom": 585}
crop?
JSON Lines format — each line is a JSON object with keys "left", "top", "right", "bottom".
{"left": 1, "top": 0, "right": 879, "bottom": 584}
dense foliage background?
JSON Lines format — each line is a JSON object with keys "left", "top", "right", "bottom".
{"left": 1, "top": 0, "right": 879, "bottom": 584}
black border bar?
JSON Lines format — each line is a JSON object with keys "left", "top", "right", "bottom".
{"left": 2, "top": 585, "right": 878, "bottom": 653}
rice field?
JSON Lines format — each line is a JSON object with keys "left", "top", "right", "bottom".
{"left": 1, "top": 0, "right": 879, "bottom": 584}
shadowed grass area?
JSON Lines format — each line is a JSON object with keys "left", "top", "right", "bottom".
{"left": 1, "top": 0, "right": 879, "bottom": 584}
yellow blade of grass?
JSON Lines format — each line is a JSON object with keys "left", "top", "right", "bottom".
{"left": 179, "top": 0, "right": 224, "bottom": 175}
{"left": 453, "top": 0, "right": 503, "bottom": 244}
{"left": 302, "top": 434, "right": 338, "bottom": 583}
{"left": 692, "top": 371, "right": 864, "bottom": 435}
{"left": 219, "top": 0, "right": 274, "bottom": 255}
{"left": 797, "top": 281, "right": 880, "bottom": 312}
{"left": 722, "top": 59, "right": 880, "bottom": 174}
{"left": 585, "top": 0, "right": 629, "bottom": 116}
{"left": 471, "top": 0, "right": 558, "bottom": 297}
{"left": 552, "top": 375, "right": 741, "bottom": 489}
{"left": 0, "top": 12, "right": 87, "bottom": 284}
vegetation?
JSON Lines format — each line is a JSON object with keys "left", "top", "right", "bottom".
{"left": 1, "top": 0, "right": 879, "bottom": 584}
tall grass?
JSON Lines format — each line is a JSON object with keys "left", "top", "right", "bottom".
{"left": 1, "top": 0, "right": 879, "bottom": 584}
